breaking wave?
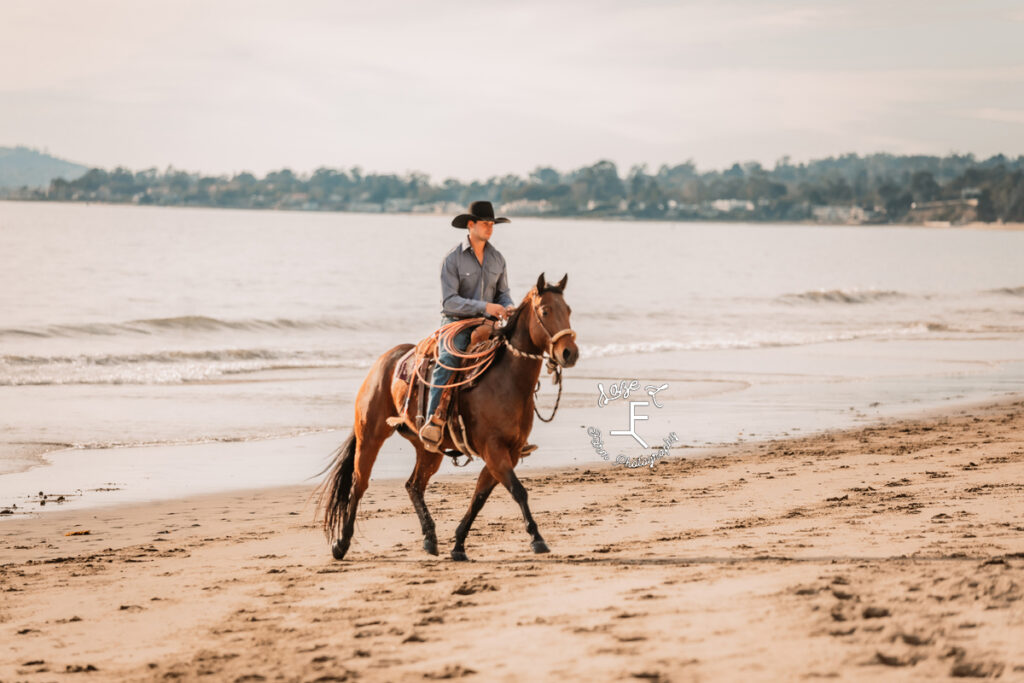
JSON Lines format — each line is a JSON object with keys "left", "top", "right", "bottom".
{"left": 778, "top": 289, "right": 908, "bottom": 305}
{"left": 579, "top": 324, "right": 937, "bottom": 358}
{"left": 0, "top": 348, "right": 372, "bottom": 386}
{"left": 4, "top": 348, "right": 285, "bottom": 366}
{"left": 985, "top": 286, "right": 1024, "bottom": 297}
{"left": 0, "top": 315, "right": 394, "bottom": 339}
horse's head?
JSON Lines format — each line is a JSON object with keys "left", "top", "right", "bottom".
{"left": 523, "top": 273, "right": 579, "bottom": 368}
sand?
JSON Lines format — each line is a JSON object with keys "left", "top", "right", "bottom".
{"left": 2, "top": 400, "right": 1023, "bottom": 681}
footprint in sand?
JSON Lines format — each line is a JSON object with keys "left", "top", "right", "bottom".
{"left": 831, "top": 587, "right": 855, "bottom": 600}
{"left": 423, "top": 664, "right": 477, "bottom": 679}
{"left": 950, "top": 659, "right": 1005, "bottom": 677}
{"left": 416, "top": 615, "right": 444, "bottom": 626}
{"left": 451, "top": 578, "right": 498, "bottom": 595}
{"left": 875, "top": 651, "right": 924, "bottom": 667}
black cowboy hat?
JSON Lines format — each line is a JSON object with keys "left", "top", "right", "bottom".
{"left": 452, "top": 200, "right": 511, "bottom": 229}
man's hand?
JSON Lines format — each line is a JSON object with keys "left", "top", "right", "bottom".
{"left": 485, "top": 303, "right": 509, "bottom": 320}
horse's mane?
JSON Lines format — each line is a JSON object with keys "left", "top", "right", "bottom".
{"left": 497, "top": 283, "right": 564, "bottom": 342}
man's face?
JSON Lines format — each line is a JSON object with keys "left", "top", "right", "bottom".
{"left": 467, "top": 219, "right": 494, "bottom": 243}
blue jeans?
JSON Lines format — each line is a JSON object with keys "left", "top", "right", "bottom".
{"left": 426, "top": 316, "right": 474, "bottom": 418}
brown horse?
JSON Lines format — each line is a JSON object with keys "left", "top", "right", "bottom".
{"left": 316, "top": 273, "right": 579, "bottom": 561}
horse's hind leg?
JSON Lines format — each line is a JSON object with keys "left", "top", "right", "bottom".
{"left": 332, "top": 420, "right": 392, "bottom": 560}
{"left": 406, "top": 445, "right": 444, "bottom": 555}
{"left": 485, "top": 447, "right": 550, "bottom": 555}
{"left": 451, "top": 467, "right": 498, "bottom": 562}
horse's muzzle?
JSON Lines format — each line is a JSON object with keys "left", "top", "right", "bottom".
{"left": 557, "top": 345, "right": 579, "bottom": 368}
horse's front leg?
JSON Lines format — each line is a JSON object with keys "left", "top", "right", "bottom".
{"left": 486, "top": 447, "right": 549, "bottom": 554}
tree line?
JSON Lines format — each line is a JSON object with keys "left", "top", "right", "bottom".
{"left": 14, "top": 153, "right": 1024, "bottom": 223}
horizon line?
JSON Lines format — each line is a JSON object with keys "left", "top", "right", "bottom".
{"left": 6, "top": 144, "right": 1024, "bottom": 182}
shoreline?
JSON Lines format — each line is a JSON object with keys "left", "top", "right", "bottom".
{"left": 4, "top": 199, "right": 1023, "bottom": 230}
{"left": 4, "top": 387, "right": 1019, "bottom": 516}
{"left": 2, "top": 397, "right": 1022, "bottom": 679}
{"left": 3, "top": 390, "right": 1021, "bottom": 518}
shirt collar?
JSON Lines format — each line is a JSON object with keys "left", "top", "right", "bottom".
{"left": 462, "top": 236, "right": 491, "bottom": 253}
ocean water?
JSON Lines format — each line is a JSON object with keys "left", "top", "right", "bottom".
{"left": 2, "top": 201, "right": 1023, "bottom": 511}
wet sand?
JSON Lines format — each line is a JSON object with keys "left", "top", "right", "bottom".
{"left": 2, "top": 400, "right": 1023, "bottom": 681}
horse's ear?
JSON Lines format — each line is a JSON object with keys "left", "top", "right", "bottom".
{"left": 557, "top": 274, "right": 568, "bottom": 291}
{"left": 536, "top": 273, "right": 546, "bottom": 292}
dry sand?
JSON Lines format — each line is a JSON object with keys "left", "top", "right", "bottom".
{"left": 2, "top": 400, "right": 1023, "bottom": 681}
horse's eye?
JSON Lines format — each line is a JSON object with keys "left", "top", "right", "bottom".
{"left": 540, "top": 307, "right": 549, "bottom": 316}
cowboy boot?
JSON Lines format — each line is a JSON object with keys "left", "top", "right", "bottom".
{"left": 417, "top": 394, "right": 444, "bottom": 453}
{"left": 418, "top": 385, "right": 453, "bottom": 453}
{"left": 418, "top": 418, "right": 443, "bottom": 453}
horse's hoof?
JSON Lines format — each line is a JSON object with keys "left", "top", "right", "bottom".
{"left": 451, "top": 549, "right": 469, "bottom": 562}
{"left": 331, "top": 539, "right": 349, "bottom": 561}
{"left": 531, "top": 540, "right": 550, "bottom": 554}
{"left": 423, "top": 538, "right": 438, "bottom": 556}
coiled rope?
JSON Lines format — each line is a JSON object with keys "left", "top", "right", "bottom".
{"left": 413, "top": 318, "right": 501, "bottom": 389}
{"left": 414, "top": 315, "right": 567, "bottom": 422}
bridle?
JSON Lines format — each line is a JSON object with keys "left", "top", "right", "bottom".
{"left": 503, "top": 289, "right": 577, "bottom": 367}
{"left": 501, "top": 288, "right": 576, "bottom": 422}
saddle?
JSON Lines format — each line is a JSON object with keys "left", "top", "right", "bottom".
{"left": 387, "top": 319, "right": 501, "bottom": 446}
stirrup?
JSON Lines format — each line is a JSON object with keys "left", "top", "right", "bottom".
{"left": 419, "top": 421, "right": 444, "bottom": 453}
{"left": 521, "top": 443, "right": 539, "bottom": 457}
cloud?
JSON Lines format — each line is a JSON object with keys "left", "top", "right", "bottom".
{"left": 966, "top": 108, "right": 1024, "bottom": 125}
{"left": 1, "top": 1, "right": 1023, "bottom": 176}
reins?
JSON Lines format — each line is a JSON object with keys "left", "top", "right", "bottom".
{"left": 521, "top": 289, "right": 576, "bottom": 422}
{"left": 502, "top": 330, "right": 566, "bottom": 423}
{"left": 532, "top": 360, "right": 563, "bottom": 423}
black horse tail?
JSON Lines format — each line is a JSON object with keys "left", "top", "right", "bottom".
{"left": 316, "top": 431, "right": 356, "bottom": 541}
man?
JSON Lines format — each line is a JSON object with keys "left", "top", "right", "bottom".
{"left": 418, "top": 200, "right": 516, "bottom": 452}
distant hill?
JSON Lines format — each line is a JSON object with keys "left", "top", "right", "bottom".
{"left": 0, "top": 146, "right": 89, "bottom": 189}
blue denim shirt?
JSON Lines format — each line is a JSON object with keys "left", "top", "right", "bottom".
{"left": 440, "top": 237, "right": 514, "bottom": 318}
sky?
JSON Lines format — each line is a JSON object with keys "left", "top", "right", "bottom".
{"left": 2, "top": 0, "right": 1024, "bottom": 180}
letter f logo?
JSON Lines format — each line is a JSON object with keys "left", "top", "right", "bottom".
{"left": 610, "top": 401, "right": 650, "bottom": 448}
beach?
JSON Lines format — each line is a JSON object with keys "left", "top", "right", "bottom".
{"left": 3, "top": 398, "right": 1022, "bottom": 681}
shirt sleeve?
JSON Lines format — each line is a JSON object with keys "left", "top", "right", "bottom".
{"left": 495, "top": 260, "right": 514, "bottom": 308}
{"left": 441, "top": 251, "right": 487, "bottom": 317}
